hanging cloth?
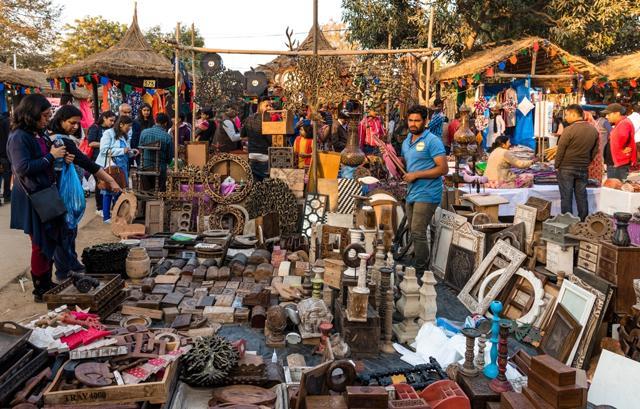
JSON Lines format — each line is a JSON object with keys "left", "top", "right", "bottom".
{"left": 127, "top": 90, "right": 142, "bottom": 118}
{"left": 79, "top": 99, "right": 93, "bottom": 129}
{"left": 512, "top": 80, "right": 535, "bottom": 149}
{"left": 0, "top": 87, "right": 7, "bottom": 113}
{"left": 101, "top": 84, "right": 110, "bottom": 113}
{"left": 108, "top": 85, "right": 123, "bottom": 112}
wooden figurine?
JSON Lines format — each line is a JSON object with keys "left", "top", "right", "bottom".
{"left": 310, "top": 223, "right": 318, "bottom": 264}
{"left": 460, "top": 327, "right": 480, "bottom": 377}
{"left": 418, "top": 270, "right": 437, "bottom": 325}
{"left": 475, "top": 333, "right": 487, "bottom": 371}
{"left": 378, "top": 267, "right": 392, "bottom": 324}
{"left": 298, "top": 297, "right": 333, "bottom": 339}
{"left": 489, "top": 320, "right": 513, "bottom": 393}
{"left": 393, "top": 266, "right": 421, "bottom": 344}
{"left": 311, "top": 267, "right": 324, "bottom": 299}
{"left": 483, "top": 301, "right": 502, "bottom": 379}
{"left": 265, "top": 305, "right": 287, "bottom": 348}
{"left": 347, "top": 253, "right": 370, "bottom": 322}
{"left": 380, "top": 288, "right": 395, "bottom": 354}
{"left": 302, "top": 266, "right": 313, "bottom": 297}
{"left": 362, "top": 228, "right": 377, "bottom": 255}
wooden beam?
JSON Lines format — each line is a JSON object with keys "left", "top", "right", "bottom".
{"left": 174, "top": 23, "right": 180, "bottom": 172}
{"left": 172, "top": 43, "right": 438, "bottom": 57}
{"left": 494, "top": 73, "right": 577, "bottom": 79}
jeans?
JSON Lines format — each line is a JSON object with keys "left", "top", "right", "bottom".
{"left": 53, "top": 228, "right": 84, "bottom": 279}
{"left": 405, "top": 201, "right": 439, "bottom": 273}
{"left": 557, "top": 168, "right": 589, "bottom": 221}
{"left": 607, "top": 165, "right": 629, "bottom": 180}
{"left": 102, "top": 191, "right": 121, "bottom": 221}
{"left": 250, "top": 160, "right": 269, "bottom": 182}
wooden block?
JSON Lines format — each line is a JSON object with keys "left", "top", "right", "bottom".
{"left": 218, "top": 266, "right": 231, "bottom": 280}
{"left": 171, "top": 313, "right": 192, "bottom": 329}
{"left": 204, "top": 306, "right": 235, "bottom": 323}
{"left": 135, "top": 300, "right": 160, "bottom": 309}
{"left": 457, "top": 373, "right": 500, "bottom": 409}
{"left": 500, "top": 392, "right": 535, "bottom": 409}
{"left": 287, "top": 353, "right": 306, "bottom": 368}
{"left": 522, "top": 387, "right": 555, "bottom": 409}
{"left": 225, "top": 281, "right": 240, "bottom": 290}
{"left": 175, "top": 287, "right": 194, "bottom": 298}
{"left": 215, "top": 295, "right": 234, "bottom": 307}
{"left": 194, "top": 287, "right": 209, "bottom": 300}
{"left": 152, "top": 284, "right": 175, "bottom": 294}
{"left": 294, "top": 261, "right": 309, "bottom": 277}
{"left": 179, "top": 297, "right": 200, "bottom": 314}
{"left": 527, "top": 371, "right": 587, "bottom": 409}
{"left": 346, "top": 386, "right": 388, "bottom": 409}
{"left": 202, "top": 280, "right": 214, "bottom": 288}
{"left": 121, "top": 305, "right": 163, "bottom": 320}
{"left": 210, "top": 287, "right": 224, "bottom": 295}
{"left": 487, "top": 403, "right": 501, "bottom": 409}
{"left": 161, "top": 292, "right": 184, "bottom": 308}
{"left": 530, "top": 355, "right": 576, "bottom": 386}
{"left": 206, "top": 266, "right": 219, "bottom": 280}
{"left": 193, "top": 266, "right": 206, "bottom": 280}
{"left": 255, "top": 263, "right": 275, "bottom": 281}
{"left": 251, "top": 305, "right": 266, "bottom": 328}
{"left": 243, "top": 264, "right": 256, "bottom": 279}
{"left": 163, "top": 307, "right": 179, "bottom": 324}
{"left": 234, "top": 307, "right": 250, "bottom": 322}
{"left": 141, "top": 277, "right": 155, "bottom": 293}
{"left": 176, "top": 279, "right": 191, "bottom": 288}
{"left": 278, "top": 261, "right": 291, "bottom": 277}
{"left": 283, "top": 276, "right": 301, "bottom": 287}
{"left": 214, "top": 280, "right": 228, "bottom": 288}
{"left": 221, "top": 288, "right": 235, "bottom": 296}
{"left": 187, "top": 327, "right": 217, "bottom": 337}
{"left": 306, "top": 395, "right": 347, "bottom": 409}
{"left": 197, "top": 295, "right": 215, "bottom": 308}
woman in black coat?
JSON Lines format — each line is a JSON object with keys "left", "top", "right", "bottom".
{"left": 8, "top": 95, "right": 120, "bottom": 301}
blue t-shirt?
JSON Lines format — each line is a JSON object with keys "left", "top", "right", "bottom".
{"left": 401, "top": 129, "right": 446, "bottom": 204}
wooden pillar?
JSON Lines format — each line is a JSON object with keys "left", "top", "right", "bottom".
{"left": 310, "top": 0, "right": 319, "bottom": 193}
{"left": 191, "top": 23, "right": 197, "bottom": 133}
{"left": 174, "top": 23, "right": 180, "bottom": 172}
{"left": 91, "top": 78, "right": 99, "bottom": 122}
{"left": 424, "top": 4, "right": 435, "bottom": 106}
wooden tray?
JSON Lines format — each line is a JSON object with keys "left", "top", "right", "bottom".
{"left": 44, "top": 360, "right": 178, "bottom": 405}
{"left": 44, "top": 274, "right": 124, "bottom": 310}
{"left": 0, "top": 321, "right": 31, "bottom": 366}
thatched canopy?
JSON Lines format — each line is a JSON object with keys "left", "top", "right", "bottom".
{"left": 0, "top": 62, "right": 45, "bottom": 88}
{"left": 598, "top": 52, "right": 640, "bottom": 80}
{"left": 434, "top": 37, "right": 604, "bottom": 88}
{"left": 256, "top": 28, "right": 337, "bottom": 82}
{"left": 47, "top": 8, "right": 174, "bottom": 87}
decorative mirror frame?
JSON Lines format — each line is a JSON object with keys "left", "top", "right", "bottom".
{"left": 301, "top": 193, "right": 329, "bottom": 239}
{"left": 458, "top": 239, "right": 526, "bottom": 314}
{"left": 514, "top": 204, "right": 537, "bottom": 248}
{"left": 430, "top": 209, "right": 467, "bottom": 278}
{"left": 209, "top": 205, "right": 246, "bottom": 236}
{"left": 320, "top": 225, "right": 349, "bottom": 260}
{"left": 203, "top": 153, "right": 254, "bottom": 205}
{"left": 478, "top": 267, "right": 544, "bottom": 325}
{"left": 540, "top": 303, "right": 582, "bottom": 364}
{"left": 555, "top": 279, "right": 597, "bottom": 365}
{"left": 451, "top": 222, "right": 486, "bottom": 269}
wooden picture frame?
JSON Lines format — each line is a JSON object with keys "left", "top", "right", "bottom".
{"left": 457, "top": 239, "right": 526, "bottom": 315}
{"left": 540, "top": 303, "right": 582, "bottom": 363}
{"left": 451, "top": 222, "right": 486, "bottom": 270}
{"left": 489, "top": 222, "right": 526, "bottom": 253}
{"left": 430, "top": 209, "right": 467, "bottom": 278}
{"left": 555, "top": 279, "right": 597, "bottom": 364}
{"left": 444, "top": 244, "right": 476, "bottom": 292}
{"left": 186, "top": 141, "right": 209, "bottom": 168}
{"left": 478, "top": 268, "right": 544, "bottom": 325}
{"left": 320, "top": 225, "right": 349, "bottom": 260}
{"left": 514, "top": 204, "right": 537, "bottom": 249}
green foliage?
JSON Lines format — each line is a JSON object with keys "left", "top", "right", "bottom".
{"left": 0, "top": 0, "right": 61, "bottom": 66}
{"left": 51, "top": 17, "right": 127, "bottom": 67}
{"left": 145, "top": 24, "right": 205, "bottom": 62}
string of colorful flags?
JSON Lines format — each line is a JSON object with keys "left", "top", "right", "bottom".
{"left": 46, "top": 74, "right": 177, "bottom": 95}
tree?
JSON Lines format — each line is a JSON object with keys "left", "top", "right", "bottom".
{"left": 342, "top": 0, "right": 640, "bottom": 62}
{"left": 144, "top": 24, "right": 205, "bottom": 63}
{"left": 321, "top": 20, "right": 357, "bottom": 50}
{"left": 51, "top": 17, "right": 127, "bottom": 67}
{"left": 0, "top": 0, "right": 61, "bottom": 67}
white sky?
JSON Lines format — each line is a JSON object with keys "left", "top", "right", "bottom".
{"left": 55, "top": 0, "right": 344, "bottom": 72}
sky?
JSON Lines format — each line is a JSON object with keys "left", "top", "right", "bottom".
{"left": 55, "top": 0, "right": 344, "bottom": 72}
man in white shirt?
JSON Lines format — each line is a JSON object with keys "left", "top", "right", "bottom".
{"left": 629, "top": 103, "right": 640, "bottom": 143}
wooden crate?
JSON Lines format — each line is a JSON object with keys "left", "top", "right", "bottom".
{"left": 44, "top": 360, "right": 178, "bottom": 405}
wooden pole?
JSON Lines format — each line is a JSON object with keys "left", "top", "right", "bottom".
{"left": 174, "top": 23, "right": 180, "bottom": 172}
{"left": 173, "top": 44, "right": 438, "bottom": 57}
{"left": 494, "top": 73, "right": 578, "bottom": 79}
{"left": 191, "top": 23, "right": 197, "bottom": 136}
{"left": 91, "top": 78, "right": 99, "bottom": 122}
{"left": 385, "top": 31, "right": 392, "bottom": 129}
{"left": 424, "top": 4, "right": 435, "bottom": 106}
{"left": 310, "top": 0, "right": 319, "bottom": 194}
{"left": 530, "top": 50, "right": 538, "bottom": 76}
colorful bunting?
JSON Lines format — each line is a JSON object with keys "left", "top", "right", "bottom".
{"left": 509, "top": 55, "right": 518, "bottom": 65}
{"left": 498, "top": 61, "right": 507, "bottom": 70}
{"left": 100, "top": 76, "right": 109, "bottom": 85}
{"left": 485, "top": 67, "right": 494, "bottom": 77}
{"left": 584, "top": 79, "right": 594, "bottom": 90}
{"left": 533, "top": 41, "right": 540, "bottom": 52}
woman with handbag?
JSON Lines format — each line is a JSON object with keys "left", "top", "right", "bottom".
{"left": 96, "top": 115, "right": 138, "bottom": 223}
{"left": 86, "top": 111, "right": 116, "bottom": 214}
{"left": 7, "top": 95, "right": 121, "bottom": 301}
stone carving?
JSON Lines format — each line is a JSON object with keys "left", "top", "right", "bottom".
{"left": 393, "top": 266, "right": 421, "bottom": 344}
{"left": 418, "top": 270, "right": 437, "bottom": 325}
{"left": 298, "top": 297, "right": 333, "bottom": 339}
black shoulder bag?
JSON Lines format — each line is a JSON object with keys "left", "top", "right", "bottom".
{"left": 16, "top": 173, "right": 67, "bottom": 224}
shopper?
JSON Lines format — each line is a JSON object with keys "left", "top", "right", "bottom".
{"left": 242, "top": 100, "right": 272, "bottom": 181}
{"left": 86, "top": 111, "right": 116, "bottom": 214}
{"left": 172, "top": 112, "right": 192, "bottom": 145}
{"left": 330, "top": 111, "right": 350, "bottom": 152}
{"left": 603, "top": 103, "right": 636, "bottom": 180}
{"left": 96, "top": 115, "right": 137, "bottom": 223}
{"left": 197, "top": 108, "right": 216, "bottom": 143}
{"left": 139, "top": 113, "right": 173, "bottom": 192}
{"left": 399, "top": 105, "right": 448, "bottom": 275}
{"left": 212, "top": 110, "right": 241, "bottom": 152}
{"left": 554, "top": 105, "right": 598, "bottom": 221}
{"left": 293, "top": 120, "right": 314, "bottom": 169}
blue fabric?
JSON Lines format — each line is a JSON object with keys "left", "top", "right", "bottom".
{"left": 0, "top": 88, "right": 7, "bottom": 113}
{"left": 401, "top": 129, "right": 446, "bottom": 204}
{"left": 513, "top": 80, "right": 535, "bottom": 149}
{"left": 59, "top": 164, "right": 86, "bottom": 229}
{"left": 139, "top": 125, "right": 173, "bottom": 171}
{"left": 428, "top": 112, "right": 444, "bottom": 138}
{"left": 53, "top": 227, "right": 84, "bottom": 279}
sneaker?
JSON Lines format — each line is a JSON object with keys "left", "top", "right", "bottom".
{"left": 96, "top": 210, "right": 103, "bottom": 216}
{"left": 104, "top": 219, "right": 111, "bottom": 224}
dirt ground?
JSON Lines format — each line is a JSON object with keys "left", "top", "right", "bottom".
{"left": 0, "top": 213, "right": 117, "bottom": 323}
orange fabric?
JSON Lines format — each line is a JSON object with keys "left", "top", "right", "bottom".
{"left": 294, "top": 136, "right": 313, "bottom": 168}
{"left": 101, "top": 84, "right": 110, "bottom": 112}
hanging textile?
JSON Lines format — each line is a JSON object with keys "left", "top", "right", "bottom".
{"left": 142, "top": 92, "right": 153, "bottom": 106}
{"left": 0, "top": 88, "right": 7, "bottom": 113}
{"left": 108, "top": 85, "right": 124, "bottom": 112}
{"left": 512, "top": 79, "right": 535, "bottom": 149}
{"left": 79, "top": 99, "right": 93, "bottom": 129}
{"left": 101, "top": 85, "right": 110, "bottom": 113}
{"left": 127, "top": 90, "right": 142, "bottom": 118}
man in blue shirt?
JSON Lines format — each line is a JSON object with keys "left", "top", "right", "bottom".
{"left": 400, "top": 105, "right": 448, "bottom": 274}
{"left": 139, "top": 113, "right": 174, "bottom": 192}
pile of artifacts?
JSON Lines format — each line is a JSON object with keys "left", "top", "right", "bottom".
{"left": 3, "top": 144, "right": 640, "bottom": 408}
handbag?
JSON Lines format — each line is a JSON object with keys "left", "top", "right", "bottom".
{"left": 97, "top": 147, "right": 126, "bottom": 191}
{"left": 79, "top": 137, "right": 93, "bottom": 158}
{"left": 16, "top": 175, "right": 67, "bottom": 223}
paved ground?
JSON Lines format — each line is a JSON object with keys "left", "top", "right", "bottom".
{"left": 0, "top": 196, "right": 117, "bottom": 322}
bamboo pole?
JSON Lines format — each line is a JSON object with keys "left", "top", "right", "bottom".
{"left": 531, "top": 50, "right": 538, "bottom": 76}
{"left": 494, "top": 73, "right": 578, "bottom": 79}
{"left": 310, "top": 0, "right": 319, "bottom": 194}
{"left": 174, "top": 23, "right": 180, "bottom": 172}
{"left": 424, "top": 4, "right": 435, "bottom": 105}
{"left": 172, "top": 44, "right": 438, "bottom": 57}
{"left": 385, "top": 31, "right": 392, "bottom": 128}
{"left": 191, "top": 23, "right": 197, "bottom": 136}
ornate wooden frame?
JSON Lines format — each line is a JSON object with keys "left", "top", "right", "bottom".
{"left": 320, "top": 225, "right": 349, "bottom": 260}
{"left": 555, "top": 279, "right": 597, "bottom": 365}
{"left": 457, "top": 239, "right": 526, "bottom": 315}
{"left": 301, "top": 193, "right": 329, "bottom": 239}
{"left": 203, "top": 153, "right": 254, "bottom": 205}
{"left": 209, "top": 205, "right": 246, "bottom": 236}
{"left": 478, "top": 268, "right": 544, "bottom": 325}
{"left": 540, "top": 303, "right": 582, "bottom": 364}
{"left": 444, "top": 244, "right": 476, "bottom": 292}
{"left": 430, "top": 209, "right": 467, "bottom": 278}
{"left": 514, "top": 204, "right": 537, "bottom": 248}
{"left": 268, "top": 147, "right": 294, "bottom": 169}
{"left": 451, "top": 222, "right": 486, "bottom": 270}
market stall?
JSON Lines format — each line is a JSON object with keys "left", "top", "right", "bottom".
{"left": 0, "top": 62, "right": 47, "bottom": 113}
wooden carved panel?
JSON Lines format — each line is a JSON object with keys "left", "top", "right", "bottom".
{"left": 457, "top": 239, "right": 526, "bottom": 315}
{"left": 514, "top": 204, "right": 537, "bottom": 249}
{"left": 451, "top": 222, "right": 486, "bottom": 270}
{"left": 268, "top": 147, "right": 294, "bottom": 169}
{"left": 444, "top": 244, "right": 476, "bottom": 292}
{"left": 430, "top": 209, "right": 467, "bottom": 278}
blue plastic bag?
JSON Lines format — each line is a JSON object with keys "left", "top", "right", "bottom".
{"left": 59, "top": 164, "right": 86, "bottom": 229}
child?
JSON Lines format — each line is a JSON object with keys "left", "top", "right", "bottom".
{"left": 293, "top": 120, "right": 314, "bottom": 169}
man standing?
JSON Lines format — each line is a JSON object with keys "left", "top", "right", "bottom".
{"left": 242, "top": 100, "right": 272, "bottom": 181}
{"left": 603, "top": 103, "right": 636, "bottom": 180}
{"left": 331, "top": 111, "right": 349, "bottom": 152}
{"left": 400, "top": 105, "right": 448, "bottom": 274}
{"left": 139, "top": 113, "right": 173, "bottom": 192}
{"left": 427, "top": 99, "right": 445, "bottom": 137}
{"left": 554, "top": 105, "right": 598, "bottom": 221}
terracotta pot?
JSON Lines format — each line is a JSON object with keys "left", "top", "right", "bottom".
{"left": 340, "top": 125, "right": 366, "bottom": 167}
{"left": 126, "top": 247, "right": 150, "bottom": 279}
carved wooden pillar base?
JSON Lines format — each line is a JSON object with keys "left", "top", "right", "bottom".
{"left": 346, "top": 287, "right": 370, "bottom": 322}
{"left": 393, "top": 318, "right": 420, "bottom": 344}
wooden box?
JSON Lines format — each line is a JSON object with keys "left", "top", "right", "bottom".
{"left": 530, "top": 355, "right": 576, "bottom": 387}
{"left": 204, "top": 306, "right": 235, "bottom": 323}
{"left": 186, "top": 141, "right": 208, "bottom": 168}
{"left": 335, "top": 304, "right": 380, "bottom": 358}
{"left": 597, "top": 240, "right": 640, "bottom": 314}
{"left": 346, "top": 386, "right": 388, "bottom": 409}
{"left": 527, "top": 370, "right": 587, "bottom": 409}
{"left": 542, "top": 214, "right": 579, "bottom": 245}
{"left": 44, "top": 360, "right": 178, "bottom": 405}
{"left": 261, "top": 110, "right": 294, "bottom": 135}
{"left": 457, "top": 373, "right": 500, "bottom": 409}
{"left": 306, "top": 395, "right": 347, "bottom": 409}
{"left": 545, "top": 242, "right": 574, "bottom": 274}
{"left": 500, "top": 392, "right": 535, "bottom": 409}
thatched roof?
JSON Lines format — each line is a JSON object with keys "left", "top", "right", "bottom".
{"left": 257, "top": 27, "right": 337, "bottom": 80}
{"left": 47, "top": 7, "right": 174, "bottom": 87}
{"left": 0, "top": 62, "right": 44, "bottom": 88}
{"left": 434, "top": 37, "right": 604, "bottom": 87}
{"left": 598, "top": 52, "right": 640, "bottom": 80}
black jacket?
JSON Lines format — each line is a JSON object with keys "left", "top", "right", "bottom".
{"left": 0, "top": 115, "right": 10, "bottom": 161}
{"left": 241, "top": 113, "right": 271, "bottom": 155}
{"left": 331, "top": 121, "right": 349, "bottom": 152}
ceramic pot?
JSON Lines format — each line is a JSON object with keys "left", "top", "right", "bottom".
{"left": 612, "top": 212, "right": 632, "bottom": 247}
{"left": 126, "top": 247, "right": 151, "bottom": 279}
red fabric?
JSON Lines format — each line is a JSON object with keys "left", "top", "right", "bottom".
{"left": 447, "top": 118, "right": 460, "bottom": 145}
{"left": 610, "top": 117, "right": 637, "bottom": 167}
{"left": 358, "top": 116, "right": 385, "bottom": 147}
{"left": 30, "top": 236, "right": 52, "bottom": 277}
